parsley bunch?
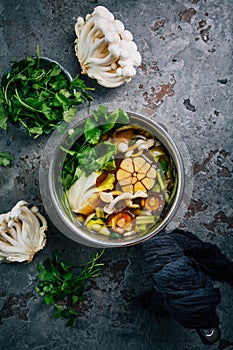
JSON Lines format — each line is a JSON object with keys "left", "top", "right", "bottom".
{"left": 0, "top": 54, "right": 94, "bottom": 138}
{"left": 35, "top": 250, "right": 104, "bottom": 327}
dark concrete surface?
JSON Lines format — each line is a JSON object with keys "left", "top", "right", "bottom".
{"left": 0, "top": 0, "right": 232, "bottom": 349}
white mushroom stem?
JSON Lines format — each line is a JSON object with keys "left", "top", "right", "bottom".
{"left": 85, "top": 52, "right": 118, "bottom": 67}
{"left": 124, "top": 138, "right": 155, "bottom": 158}
{"left": 34, "top": 209, "right": 48, "bottom": 234}
{"left": 86, "top": 69, "right": 132, "bottom": 88}
{"left": 0, "top": 232, "right": 22, "bottom": 251}
{"left": 88, "top": 37, "right": 106, "bottom": 58}
{"left": 8, "top": 219, "right": 30, "bottom": 248}
{"left": 74, "top": 6, "right": 141, "bottom": 88}
{"left": 138, "top": 139, "right": 155, "bottom": 150}
{"left": 1, "top": 221, "right": 18, "bottom": 241}
{"left": 76, "top": 16, "right": 95, "bottom": 63}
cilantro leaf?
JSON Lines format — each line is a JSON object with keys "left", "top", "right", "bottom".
{"left": 93, "top": 105, "right": 108, "bottom": 122}
{"left": 63, "top": 107, "right": 77, "bottom": 123}
{"left": 62, "top": 106, "right": 131, "bottom": 188}
{"left": 95, "top": 141, "right": 117, "bottom": 170}
{"left": 0, "top": 111, "right": 8, "bottom": 130}
{"left": 101, "top": 108, "right": 130, "bottom": 133}
{"left": 92, "top": 106, "right": 130, "bottom": 134}
{"left": 0, "top": 152, "right": 14, "bottom": 166}
{"left": 84, "top": 117, "right": 101, "bottom": 145}
{"left": 160, "top": 159, "right": 168, "bottom": 173}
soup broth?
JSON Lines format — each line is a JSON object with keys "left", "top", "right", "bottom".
{"left": 62, "top": 112, "right": 178, "bottom": 239}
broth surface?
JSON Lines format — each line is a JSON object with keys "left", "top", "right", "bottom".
{"left": 63, "top": 120, "right": 178, "bottom": 239}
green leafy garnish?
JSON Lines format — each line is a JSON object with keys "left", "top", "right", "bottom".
{"left": 62, "top": 106, "right": 130, "bottom": 190}
{"left": 0, "top": 151, "right": 14, "bottom": 166}
{"left": 0, "top": 54, "right": 94, "bottom": 138}
{"left": 35, "top": 250, "right": 104, "bottom": 327}
{"left": 160, "top": 159, "right": 168, "bottom": 173}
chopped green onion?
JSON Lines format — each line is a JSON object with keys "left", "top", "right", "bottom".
{"left": 167, "top": 173, "right": 178, "bottom": 205}
{"left": 136, "top": 216, "right": 155, "bottom": 225}
{"left": 110, "top": 231, "right": 121, "bottom": 239}
{"left": 152, "top": 183, "right": 161, "bottom": 193}
{"left": 136, "top": 224, "right": 147, "bottom": 232}
{"left": 157, "top": 171, "right": 166, "bottom": 191}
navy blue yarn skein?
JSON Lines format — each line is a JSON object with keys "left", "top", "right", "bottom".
{"left": 168, "top": 230, "right": 233, "bottom": 283}
{"left": 154, "top": 256, "right": 221, "bottom": 328}
{"left": 140, "top": 229, "right": 233, "bottom": 329}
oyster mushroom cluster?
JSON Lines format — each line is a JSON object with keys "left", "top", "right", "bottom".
{"left": 74, "top": 6, "right": 141, "bottom": 88}
{"left": 0, "top": 201, "right": 47, "bottom": 263}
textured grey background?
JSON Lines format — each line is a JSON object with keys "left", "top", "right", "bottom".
{"left": 0, "top": 0, "right": 232, "bottom": 349}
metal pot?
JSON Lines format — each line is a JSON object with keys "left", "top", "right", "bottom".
{"left": 39, "top": 105, "right": 187, "bottom": 248}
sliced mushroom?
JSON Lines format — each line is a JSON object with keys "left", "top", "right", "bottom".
{"left": 107, "top": 210, "right": 135, "bottom": 235}
{"left": 113, "top": 125, "right": 139, "bottom": 140}
{"left": 144, "top": 193, "right": 165, "bottom": 213}
{"left": 103, "top": 190, "right": 147, "bottom": 214}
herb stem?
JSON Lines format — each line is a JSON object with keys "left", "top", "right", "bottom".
{"left": 37, "top": 44, "right": 40, "bottom": 68}
{"left": 33, "top": 84, "right": 56, "bottom": 95}
{"left": 4, "top": 66, "right": 29, "bottom": 104}
{"left": 14, "top": 88, "right": 43, "bottom": 113}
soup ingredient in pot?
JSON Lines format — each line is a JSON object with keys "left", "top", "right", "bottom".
{"left": 116, "top": 156, "right": 157, "bottom": 193}
{"left": 107, "top": 210, "right": 136, "bottom": 235}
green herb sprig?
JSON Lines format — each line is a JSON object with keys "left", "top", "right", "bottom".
{"left": 35, "top": 250, "right": 104, "bottom": 327}
{"left": 0, "top": 54, "right": 94, "bottom": 138}
{"left": 0, "top": 151, "right": 14, "bottom": 166}
{"left": 62, "top": 105, "right": 130, "bottom": 189}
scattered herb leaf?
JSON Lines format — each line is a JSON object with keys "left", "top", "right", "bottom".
{"left": 35, "top": 250, "right": 104, "bottom": 327}
{"left": 0, "top": 151, "right": 14, "bottom": 166}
